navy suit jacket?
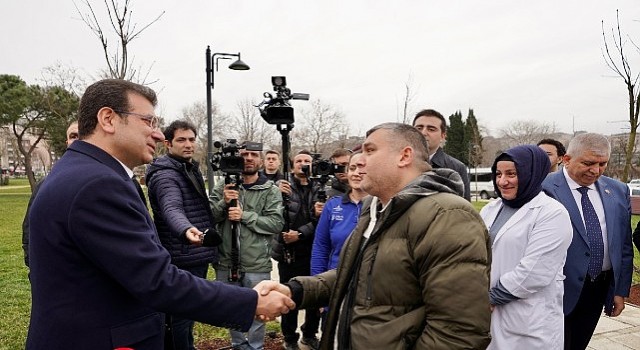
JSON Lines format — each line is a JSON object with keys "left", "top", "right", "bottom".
{"left": 542, "top": 171, "right": 633, "bottom": 315}
{"left": 27, "top": 141, "right": 258, "bottom": 350}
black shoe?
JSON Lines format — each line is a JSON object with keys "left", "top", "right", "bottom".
{"left": 232, "top": 341, "right": 253, "bottom": 350}
{"left": 282, "top": 341, "right": 301, "bottom": 350}
{"left": 300, "top": 337, "right": 319, "bottom": 350}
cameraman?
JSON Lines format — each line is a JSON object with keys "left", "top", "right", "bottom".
{"left": 325, "top": 148, "right": 351, "bottom": 199}
{"left": 146, "top": 120, "right": 218, "bottom": 350}
{"left": 209, "top": 144, "right": 284, "bottom": 350}
{"left": 273, "top": 150, "right": 323, "bottom": 350}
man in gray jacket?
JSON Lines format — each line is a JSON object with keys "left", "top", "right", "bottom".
{"left": 210, "top": 142, "right": 284, "bottom": 350}
{"left": 146, "top": 120, "right": 217, "bottom": 350}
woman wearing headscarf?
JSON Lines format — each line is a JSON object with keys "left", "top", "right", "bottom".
{"left": 480, "top": 144, "right": 573, "bottom": 349}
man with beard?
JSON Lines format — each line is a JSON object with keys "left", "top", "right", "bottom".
{"left": 146, "top": 120, "right": 218, "bottom": 350}
{"left": 210, "top": 142, "right": 284, "bottom": 350}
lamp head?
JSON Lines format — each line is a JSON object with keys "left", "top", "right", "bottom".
{"left": 229, "top": 56, "right": 250, "bottom": 70}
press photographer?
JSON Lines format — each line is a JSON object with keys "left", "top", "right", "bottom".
{"left": 257, "top": 77, "right": 321, "bottom": 349}
{"left": 304, "top": 150, "right": 349, "bottom": 202}
{"left": 324, "top": 148, "right": 351, "bottom": 199}
{"left": 273, "top": 150, "right": 324, "bottom": 349}
{"left": 209, "top": 140, "right": 284, "bottom": 350}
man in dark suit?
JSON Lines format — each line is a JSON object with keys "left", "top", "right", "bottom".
{"left": 412, "top": 109, "right": 471, "bottom": 201}
{"left": 26, "top": 79, "right": 294, "bottom": 350}
{"left": 542, "top": 133, "right": 634, "bottom": 350}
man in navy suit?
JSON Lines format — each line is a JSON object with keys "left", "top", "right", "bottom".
{"left": 26, "top": 79, "right": 294, "bottom": 350}
{"left": 542, "top": 133, "right": 634, "bottom": 350}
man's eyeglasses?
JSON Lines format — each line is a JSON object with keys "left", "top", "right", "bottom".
{"left": 113, "top": 110, "right": 160, "bottom": 130}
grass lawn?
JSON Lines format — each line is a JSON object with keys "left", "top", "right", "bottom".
{"left": 0, "top": 179, "right": 241, "bottom": 348}
{"left": 0, "top": 180, "right": 638, "bottom": 348}
{"left": 0, "top": 180, "right": 31, "bottom": 349}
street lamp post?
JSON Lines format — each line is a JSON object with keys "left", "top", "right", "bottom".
{"left": 205, "top": 45, "right": 249, "bottom": 193}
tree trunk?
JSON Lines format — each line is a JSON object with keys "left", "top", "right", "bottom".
{"left": 622, "top": 84, "right": 639, "bottom": 183}
{"left": 623, "top": 131, "right": 636, "bottom": 182}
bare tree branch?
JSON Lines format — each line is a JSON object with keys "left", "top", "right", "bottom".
{"left": 498, "top": 120, "right": 557, "bottom": 148}
{"left": 295, "top": 99, "right": 349, "bottom": 154}
{"left": 230, "top": 98, "right": 277, "bottom": 147}
{"left": 396, "top": 73, "right": 419, "bottom": 124}
{"left": 74, "top": 0, "right": 164, "bottom": 84}
{"left": 601, "top": 9, "right": 640, "bottom": 181}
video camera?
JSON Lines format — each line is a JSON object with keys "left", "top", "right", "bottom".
{"left": 313, "top": 158, "right": 346, "bottom": 177}
{"left": 302, "top": 154, "right": 348, "bottom": 203}
{"left": 210, "top": 139, "right": 263, "bottom": 175}
{"left": 301, "top": 154, "right": 347, "bottom": 178}
{"left": 256, "top": 76, "right": 309, "bottom": 125}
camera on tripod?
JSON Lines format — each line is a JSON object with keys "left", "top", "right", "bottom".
{"left": 256, "top": 76, "right": 309, "bottom": 125}
{"left": 210, "top": 139, "right": 263, "bottom": 175}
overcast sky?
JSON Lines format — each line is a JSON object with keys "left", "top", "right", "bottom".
{"left": 2, "top": 0, "right": 640, "bottom": 137}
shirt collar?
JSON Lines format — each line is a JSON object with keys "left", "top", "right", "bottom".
{"left": 563, "top": 167, "right": 596, "bottom": 191}
{"left": 113, "top": 156, "right": 134, "bottom": 178}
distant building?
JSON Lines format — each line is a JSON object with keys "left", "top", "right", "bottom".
{"left": 0, "top": 125, "right": 52, "bottom": 176}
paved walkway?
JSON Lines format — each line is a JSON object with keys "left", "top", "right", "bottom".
{"left": 292, "top": 303, "right": 640, "bottom": 349}
{"left": 588, "top": 303, "right": 640, "bottom": 349}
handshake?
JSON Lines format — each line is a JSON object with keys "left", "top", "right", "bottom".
{"left": 253, "top": 280, "right": 296, "bottom": 321}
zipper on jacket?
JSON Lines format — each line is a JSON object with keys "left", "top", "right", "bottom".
{"left": 365, "top": 246, "right": 378, "bottom": 307}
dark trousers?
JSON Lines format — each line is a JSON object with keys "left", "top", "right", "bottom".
{"left": 564, "top": 271, "right": 612, "bottom": 350}
{"left": 278, "top": 259, "right": 321, "bottom": 344}
{"left": 168, "top": 264, "right": 209, "bottom": 350}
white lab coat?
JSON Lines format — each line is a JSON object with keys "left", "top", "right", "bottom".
{"left": 480, "top": 192, "right": 572, "bottom": 350}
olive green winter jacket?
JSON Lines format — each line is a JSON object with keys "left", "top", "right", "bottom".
{"left": 293, "top": 170, "right": 492, "bottom": 350}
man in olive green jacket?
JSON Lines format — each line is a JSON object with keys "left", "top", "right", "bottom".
{"left": 258, "top": 123, "right": 491, "bottom": 349}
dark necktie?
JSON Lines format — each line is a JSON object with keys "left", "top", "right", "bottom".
{"left": 132, "top": 175, "right": 147, "bottom": 204}
{"left": 577, "top": 186, "right": 604, "bottom": 279}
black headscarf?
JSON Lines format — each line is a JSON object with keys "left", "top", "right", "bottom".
{"left": 491, "top": 144, "right": 550, "bottom": 208}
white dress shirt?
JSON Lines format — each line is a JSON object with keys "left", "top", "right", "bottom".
{"left": 563, "top": 168, "right": 611, "bottom": 271}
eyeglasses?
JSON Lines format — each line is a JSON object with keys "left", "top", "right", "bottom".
{"left": 113, "top": 110, "right": 160, "bottom": 130}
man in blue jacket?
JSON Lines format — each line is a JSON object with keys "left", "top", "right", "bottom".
{"left": 26, "top": 79, "right": 294, "bottom": 350}
{"left": 146, "top": 120, "right": 218, "bottom": 350}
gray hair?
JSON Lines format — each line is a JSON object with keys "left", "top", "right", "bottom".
{"left": 566, "top": 133, "right": 611, "bottom": 158}
{"left": 366, "top": 122, "right": 431, "bottom": 172}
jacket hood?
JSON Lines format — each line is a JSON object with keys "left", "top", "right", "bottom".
{"left": 397, "top": 168, "right": 464, "bottom": 200}
{"left": 365, "top": 169, "right": 464, "bottom": 235}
